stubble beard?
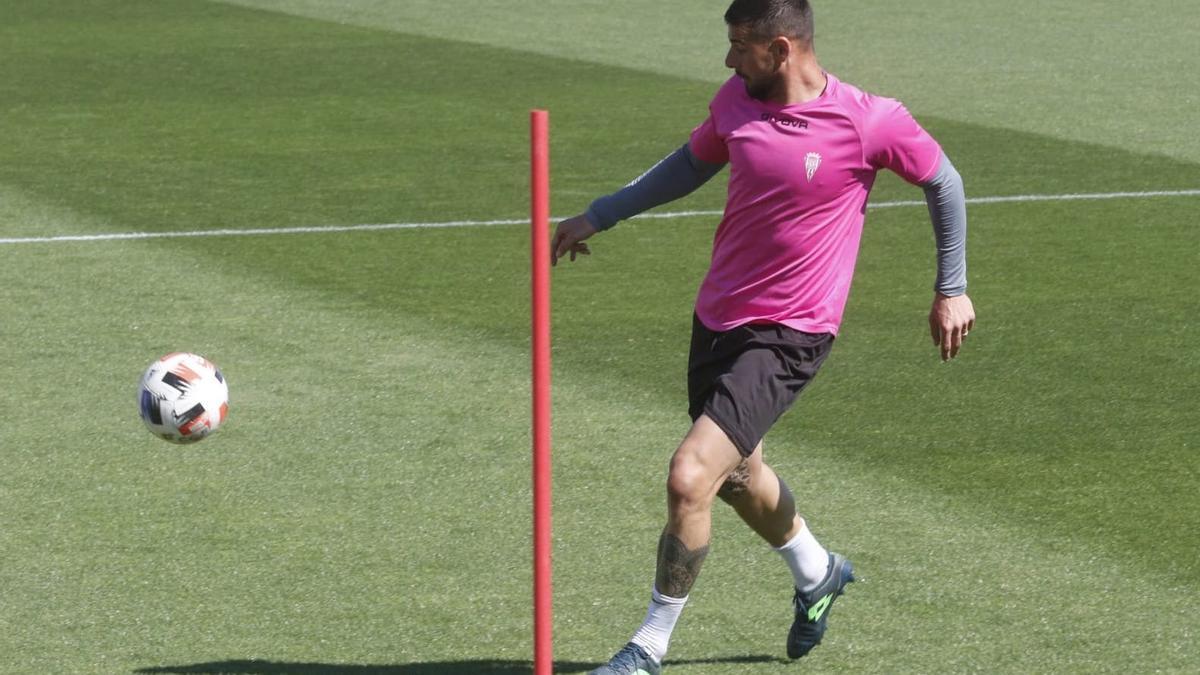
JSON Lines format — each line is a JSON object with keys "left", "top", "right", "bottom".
{"left": 742, "top": 73, "right": 778, "bottom": 102}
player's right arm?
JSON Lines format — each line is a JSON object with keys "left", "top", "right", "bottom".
{"left": 552, "top": 143, "right": 726, "bottom": 266}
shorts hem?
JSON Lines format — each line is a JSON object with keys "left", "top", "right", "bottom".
{"left": 699, "top": 403, "right": 757, "bottom": 458}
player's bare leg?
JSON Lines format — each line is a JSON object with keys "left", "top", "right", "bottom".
{"left": 716, "top": 442, "right": 856, "bottom": 658}
{"left": 589, "top": 415, "right": 743, "bottom": 674}
{"left": 659, "top": 414, "right": 744, "bottom": 593}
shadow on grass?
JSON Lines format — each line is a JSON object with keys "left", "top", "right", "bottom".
{"left": 134, "top": 655, "right": 784, "bottom": 674}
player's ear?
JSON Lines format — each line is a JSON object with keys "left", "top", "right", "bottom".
{"left": 768, "top": 36, "right": 791, "bottom": 66}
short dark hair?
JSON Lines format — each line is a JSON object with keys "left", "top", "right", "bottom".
{"left": 724, "top": 0, "right": 814, "bottom": 45}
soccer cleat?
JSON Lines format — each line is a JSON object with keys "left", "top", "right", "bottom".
{"left": 787, "top": 552, "right": 855, "bottom": 659}
{"left": 588, "top": 642, "right": 663, "bottom": 675}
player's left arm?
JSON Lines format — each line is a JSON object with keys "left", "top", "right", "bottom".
{"left": 921, "top": 152, "right": 975, "bottom": 361}
{"left": 866, "top": 98, "right": 976, "bottom": 360}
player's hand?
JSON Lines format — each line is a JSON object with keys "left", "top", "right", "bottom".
{"left": 551, "top": 214, "right": 597, "bottom": 266}
{"left": 929, "top": 292, "right": 975, "bottom": 361}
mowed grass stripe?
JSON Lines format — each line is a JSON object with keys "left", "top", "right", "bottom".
{"left": 214, "top": 0, "right": 1200, "bottom": 165}
{"left": 0, "top": 0, "right": 726, "bottom": 239}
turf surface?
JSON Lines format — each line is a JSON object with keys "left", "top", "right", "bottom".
{"left": 1, "top": 1, "right": 1197, "bottom": 673}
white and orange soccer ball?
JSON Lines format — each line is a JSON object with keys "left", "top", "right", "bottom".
{"left": 138, "top": 352, "right": 229, "bottom": 443}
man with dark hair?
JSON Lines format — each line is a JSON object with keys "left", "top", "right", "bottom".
{"left": 554, "top": 1, "right": 975, "bottom": 672}
{"left": 724, "top": 0, "right": 813, "bottom": 45}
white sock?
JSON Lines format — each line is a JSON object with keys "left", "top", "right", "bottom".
{"left": 628, "top": 587, "right": 688, "bottom": 664}
{"left": 774, "top": 523, "right": 830, "bottom": 593}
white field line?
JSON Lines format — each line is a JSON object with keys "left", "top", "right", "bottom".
{"left": 2, "top": 188, "right": 1199, "bottom": 246}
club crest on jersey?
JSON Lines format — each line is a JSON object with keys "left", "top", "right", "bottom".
{"left": 805, "top": 152, "right": 822, "bottom": 181}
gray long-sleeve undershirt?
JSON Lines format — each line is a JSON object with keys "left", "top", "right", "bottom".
{"left": 922, "top": 154, "right": 968, "bottom": 295}
{"left": 585, "top": 144, "right": 968, "bottom": 295}
{"left": 585, "top": 144, "right": 724, "bottom": 230}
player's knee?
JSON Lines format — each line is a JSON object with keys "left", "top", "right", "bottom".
{"left": 667, "top": 443, "right": 717, "bottom": 507}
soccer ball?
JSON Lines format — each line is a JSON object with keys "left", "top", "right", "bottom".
{"left": 138, "top": 352, "right": 229, "bottom": 443}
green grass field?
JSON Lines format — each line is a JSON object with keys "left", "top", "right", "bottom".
{"left": 2, "top": 1, "right": 1198, "bottom": 673}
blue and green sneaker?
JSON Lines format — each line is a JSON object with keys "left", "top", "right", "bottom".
{"left": 787, "top": 552, "right": 856, "bottom": 658}
{"left": 589, "top": 642, "right": 662, "bottom": 675}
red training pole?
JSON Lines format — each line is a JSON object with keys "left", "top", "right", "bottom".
{"left": 530, "top": 109, "right": 553, "bottom": 675}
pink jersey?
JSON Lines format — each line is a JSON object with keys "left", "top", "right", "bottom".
{"left": 688, "top": 73, "right": 942, "bottom": 335}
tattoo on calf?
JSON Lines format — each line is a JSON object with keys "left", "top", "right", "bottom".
{"left": 716, "top": 458, "right": 752, "bottom": 501}
{"left": 656, "top": 531, "right": 710, "bottom": 598}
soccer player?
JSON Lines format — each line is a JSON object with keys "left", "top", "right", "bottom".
{"left": 552, "top": 0, "right": 975, "bottom": 672}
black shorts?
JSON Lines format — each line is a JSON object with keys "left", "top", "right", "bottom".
{"left": 687, "top": 314, "right": 834, "bottom": 457}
